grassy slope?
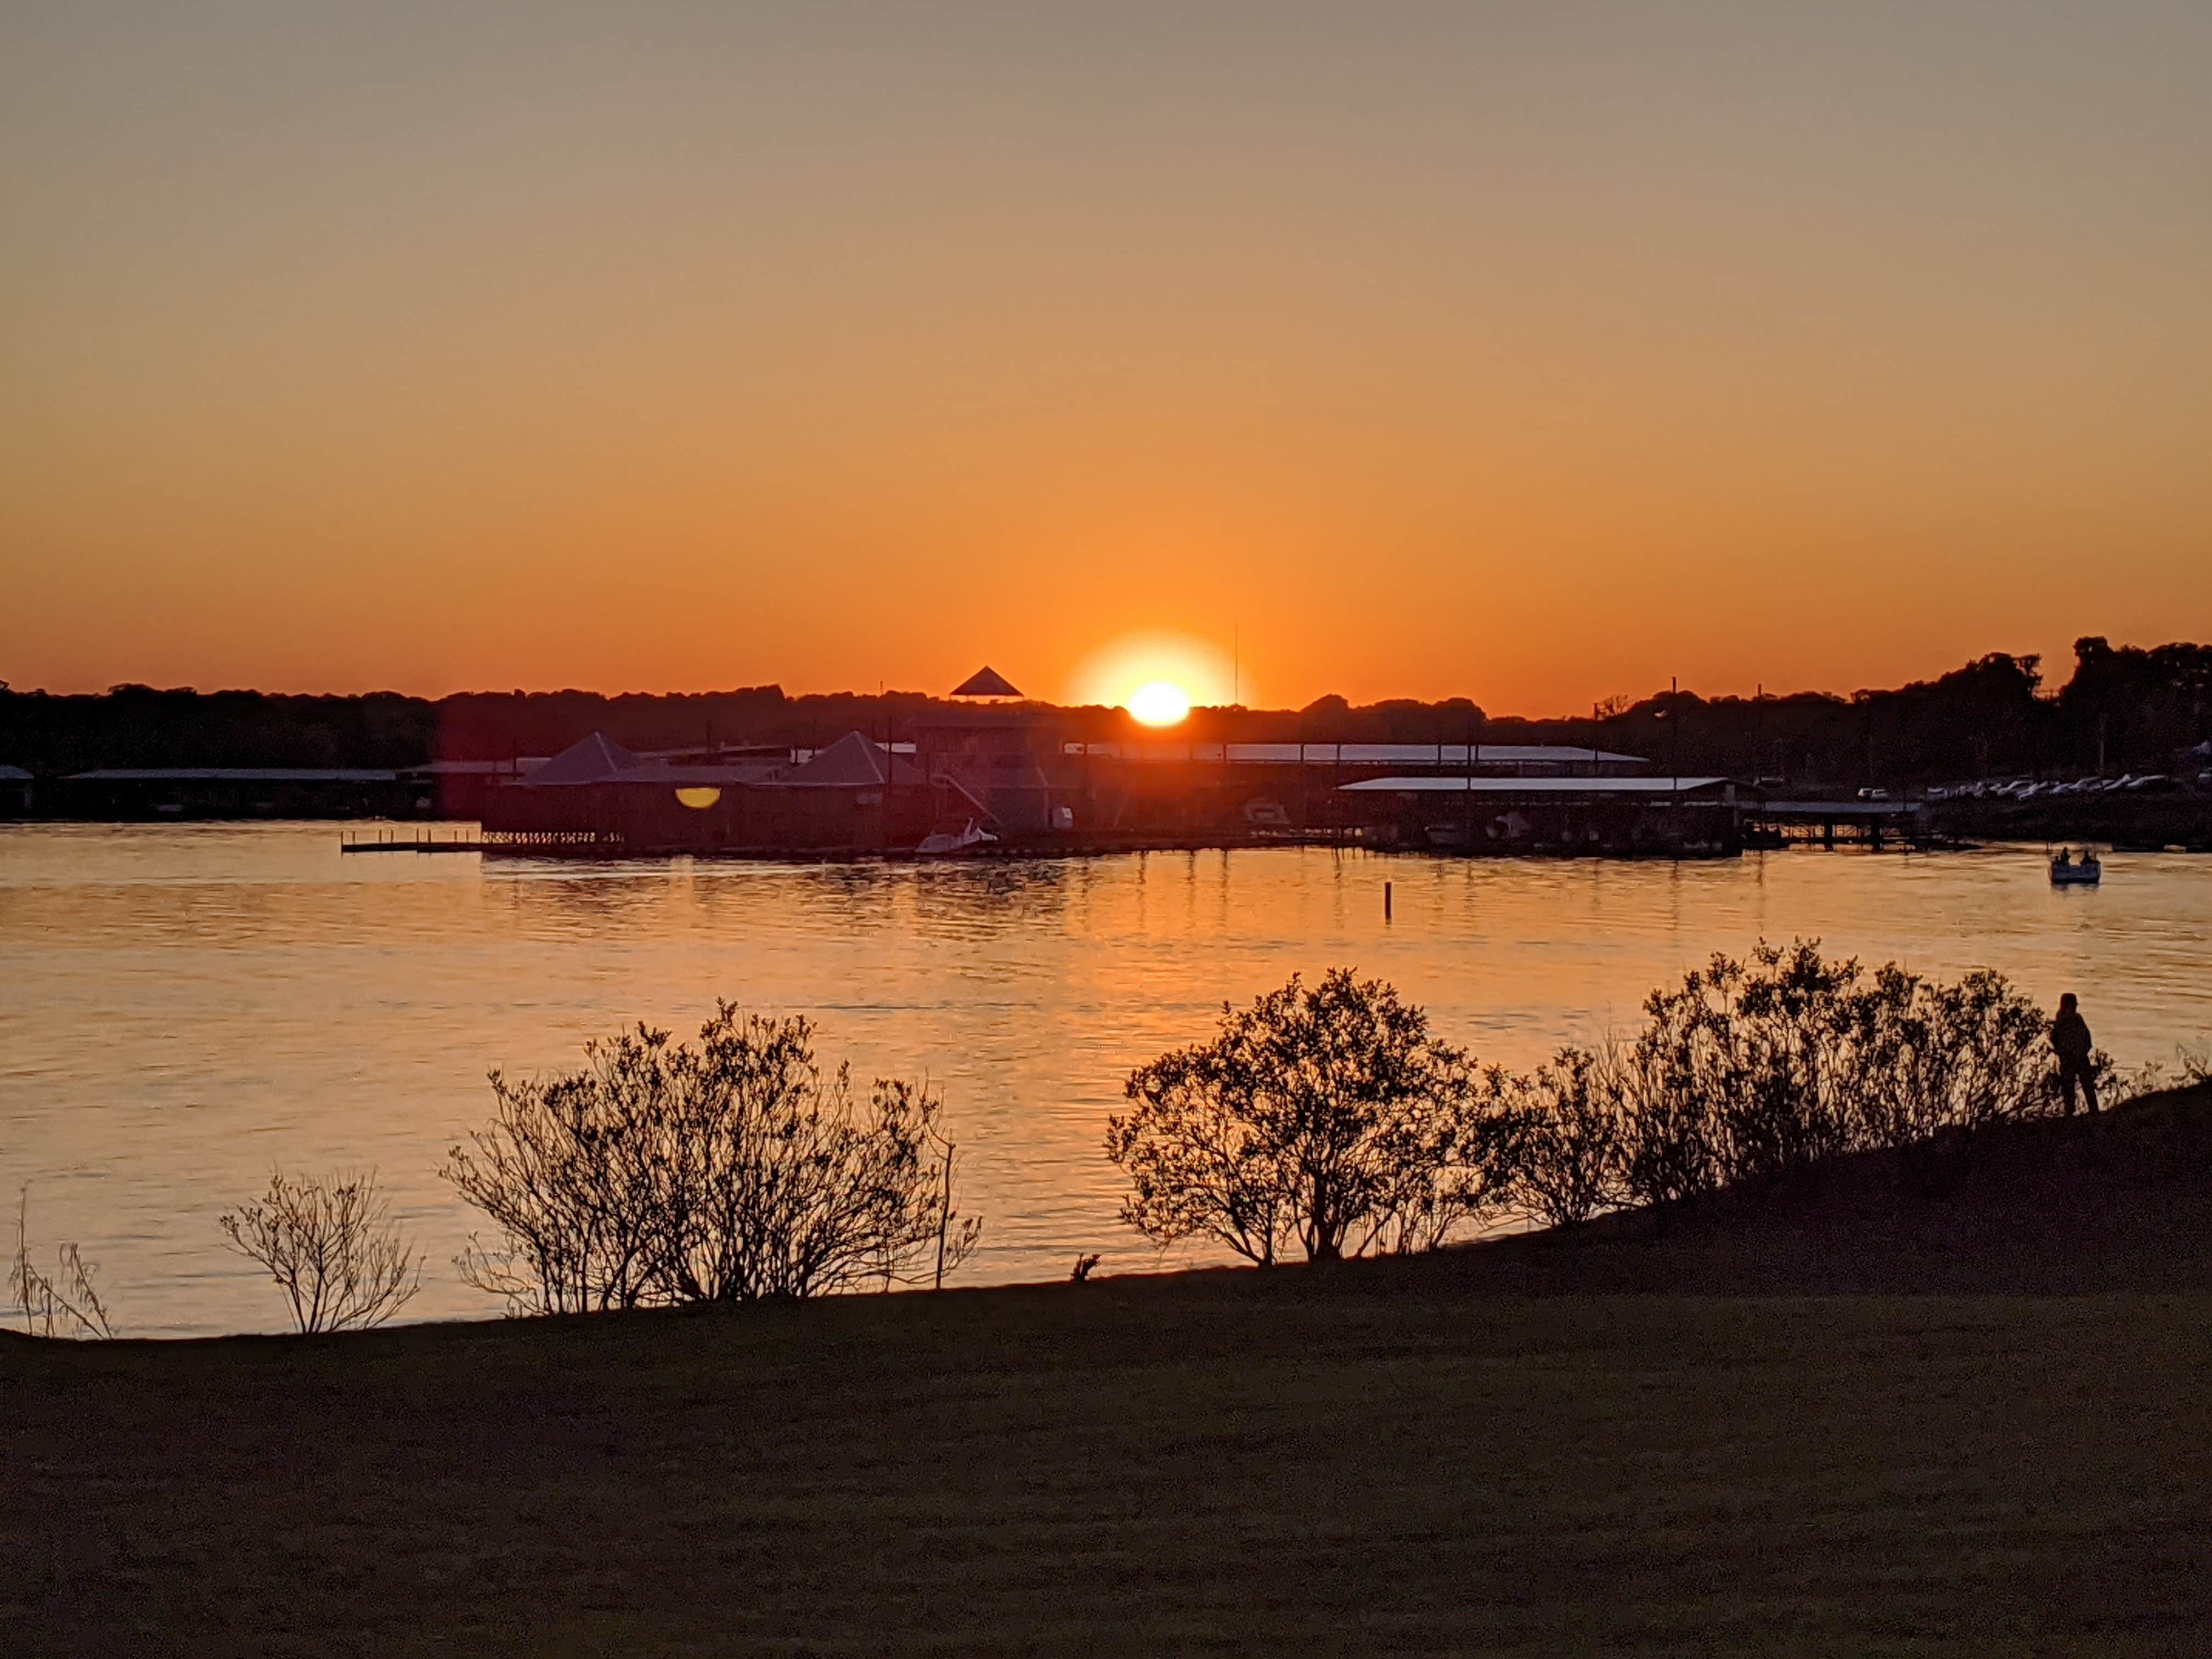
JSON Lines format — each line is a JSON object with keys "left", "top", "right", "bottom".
{"left": 5, "top": 1088, "right": 2211, "bottom": 1657}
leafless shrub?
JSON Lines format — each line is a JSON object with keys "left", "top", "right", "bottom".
{"left": 1107, "top": 969, "right": 1521, "bottom": 1265}
{"left": 218, "top": 1169, "right": 423, "bottom": 1334}
{"left": 923, "top": 1127, "right": 985, "bottom": 1292}
{"left": 10, "top": 1189, "right": 115, "bottom": 1340}
{"left": 445, "top": 1005, "right": 981, "bottom": 1314}
{"left": 2179, "top": 1042, "right": 2212, "bottom": 1087}
{"left": 2098, "top": 1052, "right": 2162, "bottom": 1106}
{"left": 1504, "top": 1047, "right": 1627, "bottom": 1228}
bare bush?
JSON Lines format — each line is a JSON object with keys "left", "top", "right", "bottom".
{"left": 1504, "top": 1047, "right": 1627, "bottom": 1228}
{"left": 1108, "top": 969, "right": 1520, "bottom": 1265}
{"left": 1604, "top": 942, "right": 2065, "bottom": 1208}
{"left": 10, "top": 1189, "right": 115, "bottom": 1340}
{"left": 2179, "top": 1042, "right": 2212, "bottom": 1088}
{"left": 218, "top": 1169, "right": 423, "bottom": 1334}
{"left": 445, "top": 1005, "right": 980, "bottom": 1314}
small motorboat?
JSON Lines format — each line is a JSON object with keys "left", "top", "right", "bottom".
{"left": 916, "top": 819, "right": 997, "bottom": 857}
{"left": 2050, "top": 848, "right": 2102, "bottom": 887}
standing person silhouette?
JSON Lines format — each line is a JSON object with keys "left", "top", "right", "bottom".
{"left": 2052, "top": 992, "right": 2098, "bottom": 1115}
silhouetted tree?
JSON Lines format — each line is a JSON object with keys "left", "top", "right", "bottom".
{"left": 4, "top": 644, "right": 2205, "bottom": 785}
{"left": 445, "top": 1006, "right": 979, "bottom": 1314}
{"left": 1107, "top": 969, "right": 1519, "bottom": 1265}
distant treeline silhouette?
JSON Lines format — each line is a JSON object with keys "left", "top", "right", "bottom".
{"left": 3, "top": 636, "right": 2206, "bottom": 788}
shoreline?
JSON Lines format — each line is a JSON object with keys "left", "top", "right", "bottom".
{"left": 8, "top": 1087, "right": 2211, "bottom": 1654}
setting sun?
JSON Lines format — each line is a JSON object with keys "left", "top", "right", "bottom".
{"left": 1126, "top": 681, "right": 1192, "bottom": 727}
{"left": 1066, "top": 633, "right": 1240, "bottom": 716}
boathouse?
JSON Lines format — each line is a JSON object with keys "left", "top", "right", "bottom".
{"left": 477, "top": 728, "right": 991, "bottom": 855}
{"left": 1337, "top": 772, "right": 1742, "bottom": 855}
{"left": 910, "top": 667, "right": 1062, "bottom": 834}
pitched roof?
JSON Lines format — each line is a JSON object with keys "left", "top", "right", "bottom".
{"left": 523, "top": 731, "right": 648, "bottom": 787}
{"left": 777, "top": 730, "right": 893, "bottom": 786}
{"left": 775, "top": 731, "right": 940, "bottom": 787}
{"left": 951, "top": 665, "right": 1022, "bottom": 699}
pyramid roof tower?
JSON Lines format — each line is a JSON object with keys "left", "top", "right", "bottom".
{"left": 950, "top": 665, "right": 1023, "bottom": 699}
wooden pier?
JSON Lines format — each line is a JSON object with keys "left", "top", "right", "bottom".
{"left": 338, "top": 828, "right": 485, "bottom": 854}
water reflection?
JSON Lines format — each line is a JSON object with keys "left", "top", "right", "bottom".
{"left": 1, "top": 822, "right": 2208, "bottom": 1335}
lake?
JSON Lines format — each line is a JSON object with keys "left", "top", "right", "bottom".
{"left": 2, "top": 822, "right": 2207, "bottom": 1336}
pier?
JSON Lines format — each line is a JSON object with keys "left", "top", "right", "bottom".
{"left": 1742, "top": 799, "right": 1929, "bottom": 849}
{"left": 338, "top": 828, "right": 486, "bottom": 854}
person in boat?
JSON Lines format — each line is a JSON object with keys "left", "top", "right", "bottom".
{"left": 2051, "top": 992, "right": 2098, "bottom": 1115}
{"left": 2054, "top": 847, "right": 2073, "bottom": 868}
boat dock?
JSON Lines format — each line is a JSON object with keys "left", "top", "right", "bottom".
{"left": 338, "top": 828, "right": 484, "bottom": 854}
{"left": 1743, "top": 799, "right": 1930, "bottom": 848}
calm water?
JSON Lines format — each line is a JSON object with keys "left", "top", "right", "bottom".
{"left": 3, "top": 822, "right": 2208, "bottom": 1336}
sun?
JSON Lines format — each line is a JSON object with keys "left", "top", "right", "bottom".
{"left": 1067, "top": 633, "right": 1242, "bottom": 718}
{"left": 1127, "top": 681, "right": 1192, "bottom": 727}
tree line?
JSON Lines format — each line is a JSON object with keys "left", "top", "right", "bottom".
{"left": 5, "top": 637, "right": 2207, "bottom": 789}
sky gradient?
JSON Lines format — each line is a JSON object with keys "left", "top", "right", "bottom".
{"left": 4, "top": 3, "right": 2209, "bottom": 713}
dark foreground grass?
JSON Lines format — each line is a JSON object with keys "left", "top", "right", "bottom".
{"left": 7, "top": 1095, "right": 2212, "bottom": 1655}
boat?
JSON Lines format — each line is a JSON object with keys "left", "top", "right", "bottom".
{"left": 916, "top": 819, "right": 997, "bottom": 857}
{"left": 2049, "top": 848, "right": 2102, "bottom": 887}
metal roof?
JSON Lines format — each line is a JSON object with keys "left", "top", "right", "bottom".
{"left": 775, "top": 731, "right": 928, "bottom": 787}
{"left": 65, "top": 768, "right": 400, "bottom": 783}
{"left": 1068, "top": 742, "right": 1647, "bottom": 766}
{"left": 521, "top": 732, "right": 792, "bottom": 788}
{"left": 523, "top": 732, "right": 646, "bottom": 787}
{"left": 1341, "top": 774, "right": 1731, "bottom": 795}
{"left": 402, "top": 758, "right": 530, "bottom": 776}
{"left": 777, "top": 731, "right": 896, "bottom": 786}
{"left": 1754, "top": 798, "right": 1922, "bottom": 817}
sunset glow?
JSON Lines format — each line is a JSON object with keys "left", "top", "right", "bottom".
{"left": 2, "top": 9, "right": 2208, "bottom": 709}
{"left": 1068, "top": 634, "right": 1238, "bottom": 716}
{"left": 1126, "top": 682, "right": 1193, "bottom": 727}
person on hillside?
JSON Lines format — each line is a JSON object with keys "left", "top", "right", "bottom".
{"left": 2052, "top": 992, "right": 2098, "bottom": 1115}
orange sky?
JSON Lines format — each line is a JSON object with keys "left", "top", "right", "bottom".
{"left": 4, "top": 5, "right": 2209, "bottom": 715}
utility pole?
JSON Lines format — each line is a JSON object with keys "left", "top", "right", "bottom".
{"left": 1671, "top": 675, "right": 1680, "bottom": 791}
{"left": 1464, "top": 705, "right": 1476, "bottom": 848}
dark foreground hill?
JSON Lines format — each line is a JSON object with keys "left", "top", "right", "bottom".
{"left": 4, "top": 1088, "right": 2210, "bottom": 1656}
{"left": 1415, "top": 1079, "right": 2212, "bottom": 1298}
